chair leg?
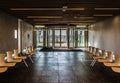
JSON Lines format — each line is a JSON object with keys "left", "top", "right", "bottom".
{"left": 36, "top": 54, "right": 41, "bottom": 61}
{"left": 31, "top": 53, "right": 41, "bottom": 62}
{"left": 90, "top": 59, "right": 96, "bottom": 67}
{"left": 90, "top": 60, "right": 94, "bottom": 66}
{"left": 28, "top": 55, "right": 34, "bottom": 63}
{"left": 23, "top": 59, "right": 28, "bottom": 67}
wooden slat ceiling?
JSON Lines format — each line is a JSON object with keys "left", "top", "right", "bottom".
{"left": 0, "top": 0, "right": 120, "bottom": 26}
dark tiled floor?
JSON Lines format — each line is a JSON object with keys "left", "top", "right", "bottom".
{"left": 0, "top": 51, "right": 120, "bottom": 83}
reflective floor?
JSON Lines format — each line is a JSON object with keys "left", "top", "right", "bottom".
{"left": 0, "top": 51, "right": 120, "bottom": 83}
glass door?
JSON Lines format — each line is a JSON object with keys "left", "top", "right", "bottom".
{"left": 69, "top": 28, "right": 74, "bottom": 48}
{"left": 78, "top": 30, "right": 84, "bottom": 47}
{"left": 77, "top": 29, "right": 88, "bottom": 47}
{"left": 55, "top": 29, "right": 60, "bottom": 47}
{"left": 37, "top": 29, "right": 43, "bottom": 46}
{"left": 47, "top": 29, "right": 52, "bottom": 47}
{"left": 61, "top": 29, "right": 67, "bottom": 47}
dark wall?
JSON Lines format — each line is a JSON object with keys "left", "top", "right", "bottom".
{"left": 89, "top": 16, "right": 120, "bottom": 53}
{"left": 0, "top": 11, "right": 18, "bottom": 53}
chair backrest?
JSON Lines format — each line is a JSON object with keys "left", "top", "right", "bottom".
{"left": 29, "top": 46, "right": 32, "bottom": 52}
{"left": 94, "top": 48, "right": 99, "bottom": 55}
{"left": 6, "top": 51, "right": 13, "bottom": 62}
{"left": 13, "top": 49, "right": 19, "bottom": 58}
{"left": 101, "top": 50, "right": 106, "bottom": 57}
{"left": 107, "top": 51, "right": 113, "bottom": 60}
{"left": 91, "top": 47, "right": 95, "bottom": 54}
{"left": 31, "top": 45, "right": 34, "bottom": 51}
{"left": 114, "top": 54, "right": 120, "bottom": 63}
{"left": 88, "top": 46, "right": 92, "bottom": 52}
{"left": 25, "top": 47, "right": 30, "bottom": 54}
{"left": 0, "top": 54, "right": 6, "bottom": 65}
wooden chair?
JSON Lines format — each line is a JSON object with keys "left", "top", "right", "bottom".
{"left": 85, "top": 46, "right": 92, "bottom": 53}
{"left": 0, "top": 54, "right": 8, "bottom": 73}
{"left": 98, "top": 51, "right": 113, "bottom": 63}
{"left": 29, "top": 46, "right": 41, "bottom": 62}
{"left": 14, "top": 49, "right": 27, "bottom": 59}
{"left": 104, "top": 54, "right": 120, "bottom": 67}
{"left": 0, "top": 54, "right": 15, "bottom": 67}
{"left": 109, "top": 54, "right": 120, "bottom": 73}
{"left": 25, "top": 47, "right": 34, "bottom": 63}
{"left": 90, "top": 48, "right": 99, "bottom": 66}
{"left": 31, "top": 46, "right": 37, "bottom": 54}
{"left": 92, "top": 48, "right": 99, "bottom": 57}
{"left": 94, "top": 50, "right": 106, "bottom": 59}
{"left": 13, "top": 49, "right": 28, "bottom": 67}
{"left": 0, "top": 67, "right": 8, "bottom": 73}
{"left": 6, "top": 51, "right": 22, "bottom": 63}
{"left": 111, "top": 67, "right": 120, "bottom": 73}
{"left": 88, "top": 47, "right": 95, "bottom": 57}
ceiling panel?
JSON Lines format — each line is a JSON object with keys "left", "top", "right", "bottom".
{"left": 0, "top": 0, "right": 120, "bottom": 25}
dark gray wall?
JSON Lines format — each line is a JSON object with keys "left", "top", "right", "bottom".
{"left": 0, "top": 11, "right": 18, "bottom": 53}
{"left": 0, "top": 10, "right": 33, "bottom": 53}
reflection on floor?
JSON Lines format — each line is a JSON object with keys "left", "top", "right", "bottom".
{"left": 0, "top": 51, "right": 120, "bottom": 83}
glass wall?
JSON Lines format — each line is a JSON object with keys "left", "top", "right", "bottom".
{"left": 35, "top": 27, "right": 88, "bottom": 48}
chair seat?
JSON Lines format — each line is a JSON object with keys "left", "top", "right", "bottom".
{"left": 0, "top": 67, "right": 8, "bottom": 73}
{"left": 7, "top": 59, "right": 22, "bottom": 63}
{"left": 104, "top": 62, "right": 120, "bottom": 67}
{"left": 0, "top": 62, "right": 16, "bottom": 67}
{"left": 15, "top": 56, "right": 27, "bottom": 59}
{"left": 94, "top": 56, "right": 105, "bottom": 59}
{"left": 98, "top": 59, "right": 112, "bottom": 63}
{"left": 112, "top": 67, "right": 120, "bottom": 73}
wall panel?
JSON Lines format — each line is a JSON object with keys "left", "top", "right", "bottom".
{"left": 89, "top": 16, "right": 120, "bottom": 53}
{"left": 22, "top": 21, "right": 33, "bottom": 49}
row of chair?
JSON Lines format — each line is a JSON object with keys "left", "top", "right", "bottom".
{"left": 86, "top": 46, "right": 120, "bottom": 73}
{"left": 0, "top": 45, "right": 37, "bottom": 73}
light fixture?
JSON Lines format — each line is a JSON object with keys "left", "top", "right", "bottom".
{"left": 33, "top": 19, "right": 48, "bottom": 21}
{"left": 14, "top": 30, "right": 17, "bottom": 39}
{"left": 74, "top": 16, "right": 77, "bottom": 19}
{"left": 10, "top": 8, "right": 85, "bottom": 11}
{"left": 62, "top": 6, "right": 68, "bottom": 12}
{"left": 94, "top": 8, "right": 119, "bottom": 10}
{"left": 35, "top": 23, "right": 59, "bottom": 24}
{"left": 79, "top": 17, "right": 94, "bottom": 19}
{"left": 27, "top": 16, "right": 62, "bottom": 18}
{"left": 93, "top": 14, "right": 113, "bottom": 16}
{"left": 76, "top": 25, "right": 86, "bottom": 28}
{"left": 53, "top": 20, "right": 96, "bottom": 23}
{"left": 35, "top": 25, "right": 45, "bottom": 28}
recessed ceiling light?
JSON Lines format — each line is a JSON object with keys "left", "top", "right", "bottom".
{"left": 35, "top": 25, "right": 45, "bottom": 28}
{"left": 46, "top": 20, "right": 96, "bottom": 23}
{"left": 27, "top": 16, "right": 62, "bottom": 18}
{"left": 74, "top": 16, "right": 77, "bottom": 19}
{"left": 10, "top": 8, "right": 85, "bottom": 11}
{"left": 93, "top": 14, "right": 113, "bottom": 16}
{"left": 76, "top": 25, "right": 86, "bottom": 28}
{"left": 74, "top": 16, "right": 94, "bottom": 19}
{"left": 33, "top": 19, "right": 48, "bottom": 21}
{"left": 94, "top": 8, "right": 119, "bottom": 10}
{"left": 35, "top": 23, "right": 59, "bottom": 24}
